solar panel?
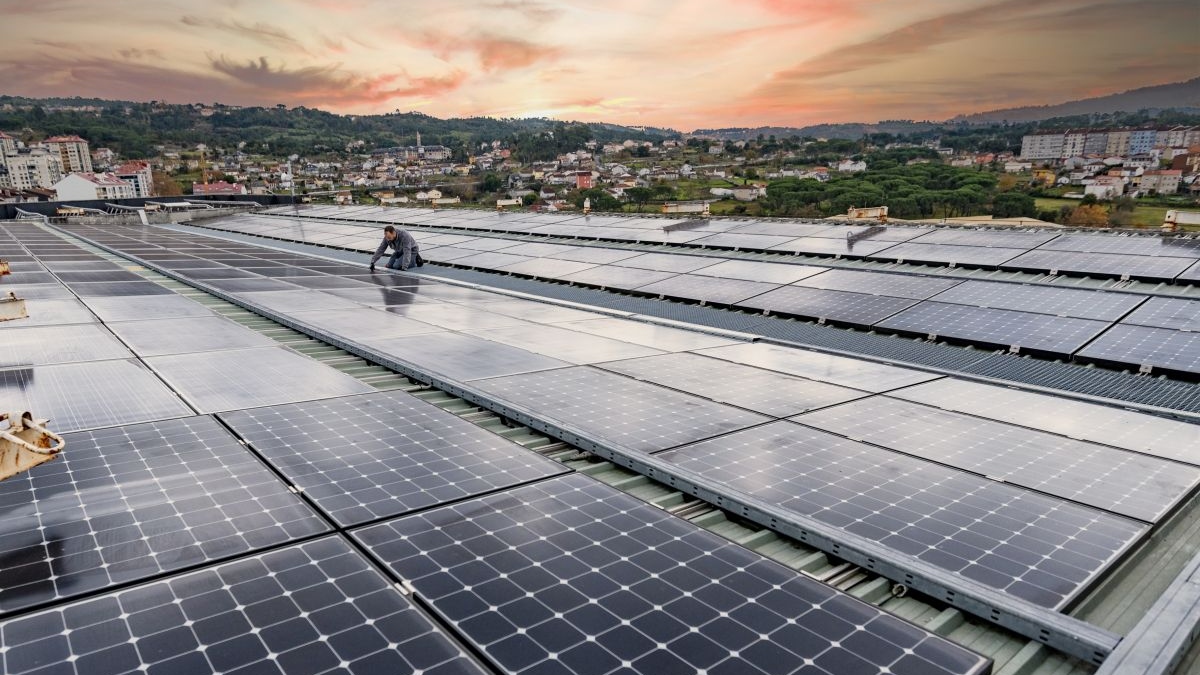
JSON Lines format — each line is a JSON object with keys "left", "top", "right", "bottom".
{"left": 692, "top": 232, "right": 800, "bottom": 250}
{"left": 552, "top": 246, "right": 647, "bottom": 264}
{"left": 740, "top": 285, "right": 919, "bottom": 326}
{"left": 474, "top": 299, "right": 604, "bottom": 324}
{"left": 793, "top": 269, "right": 961, "bottom": 299}
{"left": 0, "top": 271, "right": 58, "bottom": 285}
{"left": 366, "top": 332, "right": 570, "bottom": 382}
{"left": 497, "top": 242, "right": 579, "bottom": 257}
{"left": 106, "top": 316, "right": 279, "bottom": 357}
{"left": 689, "top": 259, "right": 827, "bottom": 284}
{"left": 635, "top": 274, "right": 780, "bottom": 305}
{"left": 203, "top": 278, "right": 304, "bottom": 293}
{"left": 0, "top": 537, "right": 487, "bottom": 675}
{"left": 401, "top": 284, "right": 513, "bottom": 304}
{"left": 387, "top": 303, "right": 531, "bottom": 330}
{"left": 1179, "top": 260, "right": 1200, "bottom": 282}
{"left": 80, "top": 295, "right": 216, "bottom": 322}
{"left": 598, "top": 352, "right": 868, "bottom": 417}
{"left": 1077, "top": 324, "right": 1200, "bottom": 376}
{"left": 234, "top": 289, "right": 360, "bottom": 314}
{"left": 909, "top": 230, "right": 1060, "bottom": 248}
{"left": 354, "top": 474, "right": 992, "bottom": 675}
{"left": 0, "top": 416, "right": 328, "bottom": 616}
{"left": 796, "top": 397, "right": 1198, "bottom": 522}
{"left": 877, "top": 302, "right": 1109, "bottom": 354}
{"left": 53, "top": 270, "right": 147, "bottom": 284}
{"left": 0, "top": 283, "right": 74, "bottom": 300}
{"left": 614, "top": 252, "right": 719, "bottom": 273}
{"left": 290, "top": 307, "right": 443, "bottom": 339}
{"left": 560, "top": 265, "right": 678, "bottom": 290}
{"left": 322, "top": 286, "right": 436, "bottom": 307}
{"left": 558, "top": 317, "right": 742, "bottom": 351}
{"left": 0, "top": 324, "right": 132, "bottom": 367}
{"left": 454, "top": 237, "right": 525, "bottom": 251}
{"left": 284, "top": 275, "right": 375, "bottom": 290}
{"left": 498, "top": 258, "right": 601, "bottom": 279}
{"left": 146, "top": 347, "right": 375, "bottom": 413}
{"left": 889, "top": 379, "right": 1200, "bottom": 466}
{"left": 1038, "top": 234, "right": 1200, "bottom": 257}
{"left": 452, "top": 251, "right": 536, "bottom": 269}
{"left": 0, "top": 360, "right": 192, "bottom": 433}
{"left": 220, "top": 391, "right": 568, "bottom": 526}
{"left": 867, "top": 243, "right": 1025, "bottom": 266}
{"left": 179, "top": 267, "right": 260, "bottom": 279}
{"left": 470, "top": 366, "right": 770, "bottom": 453}
{"left": 463, "top": 324, "right": 664, "bottom": 364}
{"left": 698, "top": 343, "right": 940, "bottom": 392}
{"left": 928, "top": 281, "right": 1145, "bottom": 321}
{"left": 1001, "top": 250, "right": 1197, "bottom": 281}
{"left": 66, "top": 281, "right": 174, "bottom": 297}
{"left": 1121, "top": 297, "right": 1200, "bottom": 331}
{"left": 0, "top": 299, "right": 97, "bottom": 328}
{"left": 657, "top": 422, "right": 1146, "bottom": 609}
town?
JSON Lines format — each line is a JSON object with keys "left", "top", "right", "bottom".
{"left": 2, "top": 98, "right": 1197, "bottom": 230}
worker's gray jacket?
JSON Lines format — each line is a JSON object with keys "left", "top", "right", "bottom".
{"left": 370, "top": 230, "right": 418, "bottom": 265}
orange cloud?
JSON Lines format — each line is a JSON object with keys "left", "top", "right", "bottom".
{"left": 411, "top": 31, "right": 562, "bottom": 72}
{"left": 209, "top": 56, "right": 467, "bottom": 106}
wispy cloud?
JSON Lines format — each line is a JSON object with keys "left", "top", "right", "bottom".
{"left": 209, "top": 56, "right": 467, "bottom": 106}
{"left": 181, "top": 16, "right": 310, "bottom": 54}
{"left": 411, "top": 30, "right": 563, "bottom": 72}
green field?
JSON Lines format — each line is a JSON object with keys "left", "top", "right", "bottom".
{"left": 1034, "top": 197, "right": 1170, "bottom": 229}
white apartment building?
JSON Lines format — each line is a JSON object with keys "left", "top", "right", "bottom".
{"left": 42, "top": 135, "right": 93, "bottom": 174}
{"left": 53, "top": 172, "right": 136, "bottom": 201}
{"left": 114, "top": 161, "right": 154, "bottom": 198}
{"left": 1, "top": 149, "right": 64, "bottom": 190}
{"left": 1061, "top": 131, "right": 1087, "bottom": 158}
{"left": 1020, "top": 133, "right": 1064, "bottom": 160}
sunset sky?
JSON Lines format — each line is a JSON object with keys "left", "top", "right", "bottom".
{"left": 1, "top": 0, "right": 1196, "bottom": 130}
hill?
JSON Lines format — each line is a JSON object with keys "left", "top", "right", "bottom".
{"left": 0, "top": 95, "right": 678, "bottom": 160}
{"left": 952, "top": 78, "right": 1200, "bottom": 123}
{"left": 691, "top": 121, "right": 943, "bottom": 141}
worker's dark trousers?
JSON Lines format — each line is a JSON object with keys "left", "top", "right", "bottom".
{"left": 386, "top": 246, "right": 418, "bottom": 270}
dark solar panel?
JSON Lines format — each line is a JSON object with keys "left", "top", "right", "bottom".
{"left": 178, "top": 267, "right": 260, "bottom": 280}
{"left": 66, "top": 281, "right": 174, "bottom": 297}
{"left": 292, "top": 307, "right": 443, "bottom": 339}
{"left": 560, "top": 265, "right": 678, "bottom": 290}
{"left": 698, "top": 343, "right": 940, "bottom": 392}
{"left": 867, "top": 243, "right": 1025, "bottom": 266}
{"left": 0, "top": 324, "right": 132, "bottom": 367}
{"left": 634, "top": 274, "right": 779, "bottom": 305}
{"left": 233, "top": 289, "right": 360, "bottom": 314}
{"left": 145, "top": 347, "right": 375, "bottom": 413}
{"left": 559, "top": 317, "right": 741, "bottom": 351}
{"left": 796, "top": 397, "right": 1198, "bottom": 522}
{"left": 690, "top": 259, "right": 827, "bottom": 284}
{"left": 908, "top": 230, "right": 1060, "bottom": 248}
{"left": 740, "top": 285, "right": 919, "bottom": 326}
{"left": 889, "top": 379, "right": 1200, "bottom": 466}
{"left": 106, "top": 316, "right": 278, "bottom": 357}
{"left": 498, "top": 258, "right": 601, "bottom": 279}
{"left": 1077, "top": 324, "right": 1200, "bottom": 376}
{"left": 463, "top": 324, "right": 663, "bottom": 364}
{"left": 0, "top": 360, "right": 192, "bottom": 433}
{"left": 1001, "top": 250, "right": 1197, "bottom": 281}
{"left": 80, "top": 295, "right": 216, "bottom": 322}
{"left": 657, "top": 422, "right": 1146, "bottom": 609}
{"left": 692, "top": 232, "right": 800, "bottom": 250}
{"left": 355, "top": 474, "right": 991, "bottom": 675}
{"left": 470, "top": 366, "right": 770, "bottom": 453}
{"left": 614, "top": 252, "right": 719, "bottom": 273}
{"left": 0, "top": 271, "right": 58, "bottom": 285}
{"left": 203, "top": 278, "right": 304, "bottom": 293}
{"left": 1037, "top": 234, "right": 1200, "bottom": 257}
{"left": 928, "top": 281, "right": 1145, "bottom": 321}
{"left": 1121, "top": 296, "right": 1200, "bottom": 331}
{"left": 877, "top": 302, "right": 1109, "bottom": 354}
{"left": 0, "top": 536, "right": 488, "bottom": 675}
{"left": 1179, "top": 260, "right": 1200, "bottom": 282}
{"left": 0, "top": 416, "right": 327, "bottom": 616}
{"left": 597, "top": 352, "right": 867, "bottom": 416}
{"left": 0, "top": 299, "right": 97, "bottom": 328}
{"left": 53, "top": 270, "right": 147, "bottom": 283}
{"left": 219, "top": 391, "right": 567, "bottom": 526}
{"left": 794, "top": 269, "right": 961, "bottom": 300}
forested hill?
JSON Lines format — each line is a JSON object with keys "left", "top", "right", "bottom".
{"left": 0, "top": 95, "right": 678, "bottom": 159}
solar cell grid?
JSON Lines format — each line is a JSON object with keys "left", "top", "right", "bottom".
{"left": 105, "top": 316, "right": 278, "bottom": 357}
{"left": 0, "top": 324, "right": 132, "bottom": 367}
{"left": 793, "top": 268, "right": 962, "bottom": 300}
{"left": 877, "top": 302, "right": 1110, "bottom": 354}
{"left": 1038, "top": 234, "right": 1200, "bottom": 257}
{"left": 614, "top": 252, "right": 721, "bottom": 273}
{"left": 689, "top": 259, "right": 828, "bottom": 284}
{"left": 463, "top": 323, "right": 664, "bottom": 364}
{"left": 80, "top": 295, "right": 215, "bottom": 322}
{"left": 1077, "top": 324, "right": 1200, "bottom": 375}
{"left": 597, "top": 352, "right": 868, "bottom": 417}
{"left": 634, "top": 274, "right": 779, "bottom": 305}
{"left": 146, "top": 346, "right": 375, "bottom": 413}
{"left": 928, "top": 280, "right": 1146, "bottom": 321}
{"left": 1120, "top": 296, "right": 1200, "bottom": 331}
{"left": 691, "top": 232, "right": 800, "bottom": 250}
{"left": 367, "top": 332, "right": 570, "bottom": 381}
{"left": 0, "top": 299, "right": 97, "bottom": 328}
{"left": 0, "top": 416, "right": 327, "bottom": 616}
{"left": 867, "top": 242, "right": 1025, "bottom": 266}
{"left": 0, "top": 537, "right": 487, "bottom": 675}
{"left": 219, "top": 391, "right": 568, "bottom": 526}
{"left": 658, "top": 422, "right": 1146, "bottom": 609}
{"left": 698, "top": 342, "right": 940, "bottom": 392}
{"left": 1001, "top": 250, "right": 1197, "bottom": 281}
{"left": 796, "top": 397, "right": 1198, "bottom": 522}
{"left": 498, "top": 258, "right": 601, "bottom": 279}
{"left": 890, "top": 379, "right": 1200, "bottom": 466}
{"left": 739, "top": 285, "right": 919, "bottom": 326}
{"left": 355, "top": 473, "right": 991, "bottom": 675}
{"left": 559, "top": 317, "right": 743, "bottom": 351}
{"left": 560, "top": 265, "right": 678, "bottom": 289}
{"left": 767, "top": 236, "right": 896, "bottom": 256}
{"left": 909, "top": 230, "right": 1060, "bottom": 248}
{"left": 470, "top": 366, "right": 770, "bottom": 453}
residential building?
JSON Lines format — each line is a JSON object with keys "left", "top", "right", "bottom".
{"left": 1061, "top": 130, "right": 1087, "bottom": 158}
{"left": 1004, "top": 161, "right": 1032, "bottom": 173}
{"left": 575, "top": 171, "right": 594, "bottom": 190}
{"left": 1129, "top": 129, "right": 1157, "bottom": 155}
{"left": 1105, "top": 130, "right": 1131, "bottom": 156}
{"left": 0, "top": 130, "right": 16, "bottom": 157}
{"left": 1083, "top": 175, "right": 1126, "bottom": 200}
{"left": 1083, "top": 131, "right": 1108, "bottom": 156}
{"left": 836, "top": 159, "right": 867, "bottom": 172}
{"left": 52, "top": 172, "right": 135, "bottom": 201}
{"left": 1, "top": 149, "right": 64, "bottom": 190}
{"left": 708, "top": 145, "right": 724, "bottom": 155}
{"left": 42, "top": 135, "right": 93, "bottom": 173}
{"left": 114, "top": 161, "right": 154, "bottom": 198}
{"left": 192, "top": 180, "right": 247, "bottom": 196}
{"left": 1140, "top": 169, "right": 1182, "bottom": 195}
{"left": 1020, "top": 133, "right": 1064, "bottom": 160}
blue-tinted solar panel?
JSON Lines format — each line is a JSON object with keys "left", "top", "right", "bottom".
{"left": 471, "top": 366, "right": 770, "bottom": 454}
{"left": 0, "top": 416, "right": 328, "bottom": 616}
{"left": 740, "top": 285, "right": 918, "bottom": 326}
{"left": 355, "top": 474, "right": 991, "bottom": 675}
{"left": 877, "top": 302, "right": 1109, "bottom": 354}
{"left": 1077, "top": 324, "right": 1200, "bottom": 376}
{"left": 0, "top": 324, "right": 132, "bottom": 367}
{"left": 867, "top": 243, "right": 1025, "bottom": 266}
{"left": 1037, "top": 234, "right": 1200, "bottom": 257}
{"left": 0, "top": 537, "right": 488, "bottom": 675}
{"left": 794, "top": 268, "right": 960, "bottom": 299}
{"left": 908, "top": 230, "right": 1059, "bottom": 248}
{"left": 219, "top": 391, "right": 567, "bottom": 526}
{"left": 698, "top": 342, "right": 939, "bottom": 392}
{"left": 657, "top": 422, "right": 1146, "bottom": 609}
{"left": 634, "top": 274, "right": 779, "bottom": 305}
{"left": 928, "top": 281, "right": 1144, "bottom": 321}
{"left": 1121, "top": 297, "right": 1200, "bottom": 331}
{"left": 796, "top": 397, "right": 1198, "bottom": 522}
{"left": 1001, "top": 250, "right": 1196, "bottom": 281}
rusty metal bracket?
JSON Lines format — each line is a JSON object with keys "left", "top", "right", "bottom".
{"left": 0, "top": 412, "right": 66, "bottom": 481}
{"left": 0, "top": 259, "right": 10, "bottom": 276}
{"left": 0, "top": 291, "right": 27, "bottom": 322}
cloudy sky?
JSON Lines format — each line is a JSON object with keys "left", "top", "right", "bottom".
{"left": 1, "top": 0, "right": 1196, "bottom": 129}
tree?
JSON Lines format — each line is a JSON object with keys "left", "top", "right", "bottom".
{"left": 1067, "top": 204, "right": 1109, "bottom": 226}
{"left": 626, "top": 187, "right": 653, "bottom": 211}
{"left": 152, "top": 170, "right": 183, "bottom": 197}
{"left": 480, "top": 173, "right": 503, "bottom": 193}
{"left": 992, "top": 192, "right": 1036, "bottom": 218}
{"left": 521, "top": 193, "right": 537, "bottom": 206}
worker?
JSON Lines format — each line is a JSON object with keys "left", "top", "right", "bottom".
{"left": 369, "top": 225, "right": 423, "bottom": 272}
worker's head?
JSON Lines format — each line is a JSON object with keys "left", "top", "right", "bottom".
{"left": 383, "top": 225, "right": 396, "bottom": 241}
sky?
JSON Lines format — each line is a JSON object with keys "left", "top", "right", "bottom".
{"left": 1, "top": 0, "right": 1196, "bottom": 130}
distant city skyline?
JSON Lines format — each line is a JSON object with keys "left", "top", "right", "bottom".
{"left": 1, "top": 0, "right": 1196, "bottom": 129}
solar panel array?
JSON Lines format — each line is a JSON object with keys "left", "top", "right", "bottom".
{"left": 197, "top": 213, "right": 1200, "bottom": 376}
{"left": 0, "top": 222, "right": 996, "bottom": 675}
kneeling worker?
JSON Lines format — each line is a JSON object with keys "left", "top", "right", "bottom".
{"left": 369, "top": 225, "right": 423, "bottom": 272}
